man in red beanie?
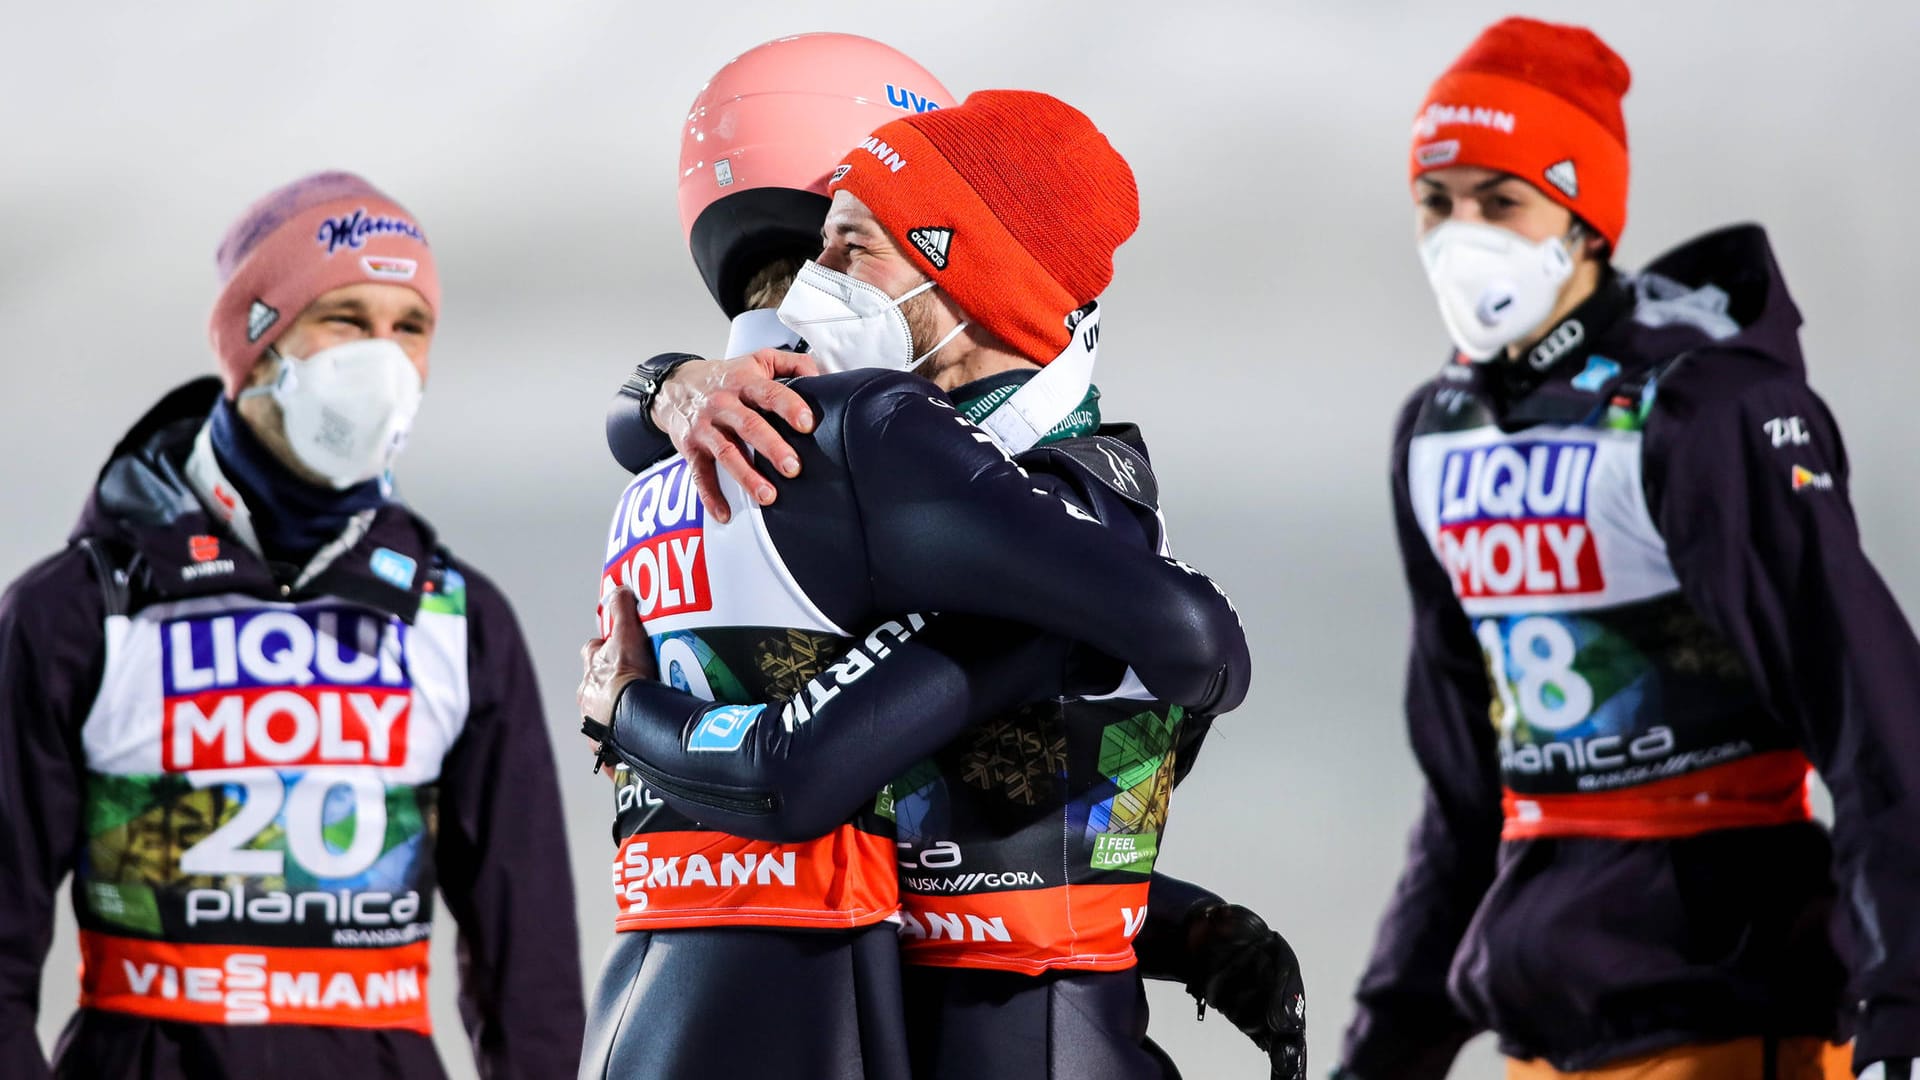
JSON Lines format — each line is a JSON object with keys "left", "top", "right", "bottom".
{"left": 1335, "top": 16, "right": 1920, "bottom": 1080}
{"left": 579, "top": 87, "right": 1303, "bottom": 1080}
{"left": 0, "top": 171, "right": 585, "bottom": 1079}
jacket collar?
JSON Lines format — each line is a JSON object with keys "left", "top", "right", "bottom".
{"left": 76, "top": 378, "right": 438, "bottom": 622}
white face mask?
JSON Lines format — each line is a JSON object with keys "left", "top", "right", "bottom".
{"left": 776, "top": 260, "right": 967, "bottom": 373}
{"left": 242, "top": 337, "right": 424, "bottom": 489}
{"left": 1419, "top": 221, "right": 1575, "bottom": 361}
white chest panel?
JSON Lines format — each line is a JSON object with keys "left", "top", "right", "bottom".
{"left": 599, "top": 454, "right": 844, "bottom": 637}
{"left": 81, "top": 594, "right": 470, "bottom": 785}
{"left": 1407, "top": 423, "right": 1679, "bottom": 618}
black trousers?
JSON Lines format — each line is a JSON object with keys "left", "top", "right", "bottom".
{"left": 580, "top": 923, "right": 911, "bottom": 1080}
{"left": 903, "top": 966, "right": 1178, "bottom": 1080}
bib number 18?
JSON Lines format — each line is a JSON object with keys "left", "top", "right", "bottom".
{"left": 1477, "top": 616, "right": 1594, "bottom": 734}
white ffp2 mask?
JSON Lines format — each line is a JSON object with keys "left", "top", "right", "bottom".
{"left": 1419, "top": 221, "right": 1575, "bottom": 361}
{"left": 242, "top": 337, "right": 423, "bottom": 489}
{"left": 776, "top": 260, "right": 966, "bottom": 373}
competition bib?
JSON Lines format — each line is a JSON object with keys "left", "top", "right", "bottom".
{"left": 76, "top": 590, "right": 471, "bottom": 1030}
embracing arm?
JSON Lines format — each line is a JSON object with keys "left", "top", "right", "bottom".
{"left": 1647, "top": 365, "right": 1920, "bottom": 1073}
{"left": 606, "top": 349, "right": 820, "bottom": 521}
{"left": 843, "top": 375, "right": 1250, "bottom": 714}
{"left": 596, "top": 604, "right": 1076, "bottom": 842}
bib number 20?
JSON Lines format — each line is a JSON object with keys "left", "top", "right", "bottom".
{"left": 179, "top": 769, "right": 387, "bottom": 880}
{"left": 1477, "top": 616, "right": 1594, "bottom": 734}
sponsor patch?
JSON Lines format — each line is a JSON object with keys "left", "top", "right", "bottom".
{"left": 1791, "top": 465, "right": 1833, "bottom": 491}
{"left": 160, "top": 608, "right": 412, "bottom": 771}
{"left": 607, "top": 828, "right": 897, "bottom": 930}
{"left": 1527, "top": 318, "right": 1584, "bottom": 371}
{"left": 360, "top": 256, "right": 417, "bottom": 281}
{"left": 687, "top": 704, "right": 765, "bottom": 753}
{"left": 81, "top": 935, "right": 431, "bottom": 1031}
{"left": 829, "top": 163, "right": 852, "bottom": 186}
{"left": 1570, "top": 355, "right": 1620, "bottom": 393}
{"left": 1090, "top": 833, "right": 1158, "bottom": 870}
{"left": 602, "top": 457, "right": 712, "bottom": 623}
{"left": 1095, "top": 441, "right": 1140, "bottom": 494}
{"left": 854, "top": 135, "right": 907, "bottom": 173}
{"left": 246, "top": 300, "right": 279, "bottom": 343}
{"left": 1412, "top": 102, "right": 1517, "bottom": 139}
{"left": 908, "top": 226, "right": 952, "bottom": 270}
{"left": 1415, "top": 139, "right": 1460, "bottom": 167}
{"left": 189, "top": 535, "right": 221, "bottom": 563}
{"left": 1765, "top": 416, "right": 1811, "bottom": 447}
{"left": 1543, "top": 158, "right": 1580, "bottom": 199}
{"left": 369, "top": 548, "right": 417, "bottom": 590}
{"left": 315, "top": 208, "right": 427, "bottom": 256}
{"left": 903, "top": 870, "right": 1047, "bottom": 893}
{"left": 180, "top": 560, "right": 236, "bottom": 582}
{"left": 1435, "top": 441, "right": 1604, "bottom": 600}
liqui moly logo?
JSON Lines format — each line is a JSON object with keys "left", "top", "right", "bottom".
{"left": 602, "top": 457, "right": 711, "bottom": 622}
{"left": 161, "top": 609, "right": 411, "bottom": 772}
{"left": 1435, "top": 441, "right": 1603, "bottom": 600}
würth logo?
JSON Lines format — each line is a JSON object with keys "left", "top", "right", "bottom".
{"left": 909, "top": 227, "right": 952, "bottom": 270}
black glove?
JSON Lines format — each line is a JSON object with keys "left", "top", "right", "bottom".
{"left": 1184, "top": 902, "right": 1307, "bottom": 1080}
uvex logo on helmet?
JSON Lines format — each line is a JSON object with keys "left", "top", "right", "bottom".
{"left": 161, "top": 609, "right": 412, "bottom": 771}
{"left": 885, "top": 83, "right": 942, "bottom": 113}
{"left": 1435, "top": 441, "right": 1603, "bottom": 599}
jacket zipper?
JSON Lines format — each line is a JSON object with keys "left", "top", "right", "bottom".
{"left": 616, "top": 752, "right": 778, "bottom": 816}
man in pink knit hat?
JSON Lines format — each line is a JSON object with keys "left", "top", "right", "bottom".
{"left": 0, "top": 171, "right": 584, "bottom": 1080}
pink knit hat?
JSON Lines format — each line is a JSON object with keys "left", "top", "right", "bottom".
{"left": 208, "top": 171, "right": 440, "bottom": 396}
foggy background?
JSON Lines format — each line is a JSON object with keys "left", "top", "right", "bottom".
{"left": 5, "top": 1, "right": 1918, "bottom": 1075}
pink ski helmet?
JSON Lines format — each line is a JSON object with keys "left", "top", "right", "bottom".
{"left": 679, "top": 33, "right": 955, "bottom": 315}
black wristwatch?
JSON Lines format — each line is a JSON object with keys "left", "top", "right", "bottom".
{"left": 608, "top": 352, "right": 702, "bottom": 473}
{"left": 617, "top": 352, "right": 702, "bottom": 411}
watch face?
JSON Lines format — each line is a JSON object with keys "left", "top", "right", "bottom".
{"left": 621, "top": 368, "right": 658, "bottom": 398}
{"left": 629, "top": 354, "right": 701, "bottom": 398}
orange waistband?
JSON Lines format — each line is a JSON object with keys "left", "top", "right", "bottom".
{"left": 1502, "top": 750, "right": 1814, "bottom": 841}
{"left": 898, "top": 881, "right": 1149, "bottom": 975}
{"left": 1505, "top": 1036, "right": 1851, "bottom": 1079}
{"left": 80, "top": 931, "right": 431, "bottom": 1032}
{"left": 611, "top": 826, "right": 898, "bottom": 931}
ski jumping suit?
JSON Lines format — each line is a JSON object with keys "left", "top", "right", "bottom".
{"left": 0, "top": 379, "right": 585, "bottom": 1080}
{"left": 580, "top": 367, "right": 1248, "bottom": 1080}
{"left": 1343, "top": 226, "right": 1920, "bottom": 1077}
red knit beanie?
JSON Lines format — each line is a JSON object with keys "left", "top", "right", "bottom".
{"left": 829, "top": 89, "right": 1139, "bottom": 364}
{"left": 209, "top": 171, "right": 440, "bottom": 397}
{"left": 1411, "top": 18, "right": 1632, "bottom": 248}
